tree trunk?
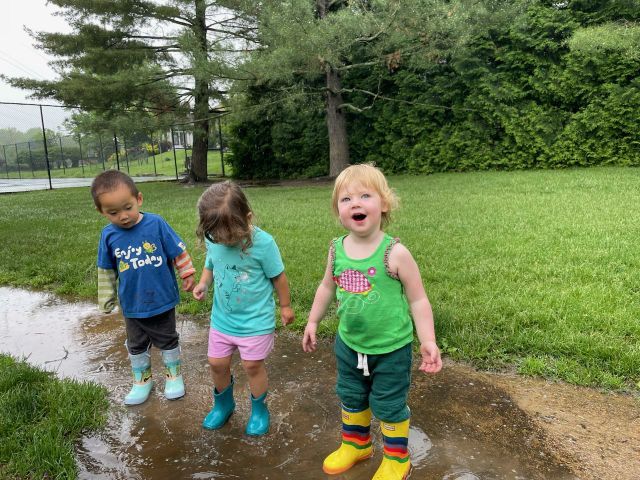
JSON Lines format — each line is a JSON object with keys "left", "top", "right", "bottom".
{"left": 190, "top": 0, "right": 210, "bottom": 182}
{"left": 317, "top": 0, "right": 350, "bottom": 177}
{"left": 325, "top": 67, "right": 350, "bottom": 177}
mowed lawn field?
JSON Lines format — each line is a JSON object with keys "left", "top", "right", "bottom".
{"left": 1, "top": 166, "right": 639, "bottom": 391}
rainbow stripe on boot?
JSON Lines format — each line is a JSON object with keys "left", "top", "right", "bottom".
{"left": 323, "top": 406, "right": 374, "bottom": 475}
{"left": 372, "top": 418, "right": 411, "bottom": 480}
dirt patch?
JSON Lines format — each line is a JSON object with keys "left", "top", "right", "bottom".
{"left": 443, "top": 362, "right": 640, "bottom": 480}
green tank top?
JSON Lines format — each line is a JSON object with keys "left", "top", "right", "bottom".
{"left": 332, "top": 234, "right": 413, "bottom": 355}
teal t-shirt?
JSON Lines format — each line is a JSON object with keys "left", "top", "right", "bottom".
{"left": 205, "top": 227, "right": 284, "bottom": 336}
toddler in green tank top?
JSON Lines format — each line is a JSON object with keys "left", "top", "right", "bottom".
{"left": 302, "top": 163, "right": 442, "bottom": 480}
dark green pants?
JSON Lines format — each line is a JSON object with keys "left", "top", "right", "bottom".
{"left": 334, "top": 334, "right": 412, "bottom": 423}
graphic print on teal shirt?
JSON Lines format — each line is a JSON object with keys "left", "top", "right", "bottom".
{"left": 204, "top": 227, "right": 284, "bottom": 337}
{"left": 216, "top": 264, "right": 249, "bottom": 312}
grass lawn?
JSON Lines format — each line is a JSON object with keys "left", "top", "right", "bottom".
{"left": 0, "top": 355, "right": 108, "bottom": 478}
{"left": 1, "top": 166, "right": 639, "bottom": 391}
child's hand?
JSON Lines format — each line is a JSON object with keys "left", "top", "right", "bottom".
{"left": 280, "top": 305, "right": 295, "bottom": 326}
{"left": 192, "top": 282, "right": 208, "bottom": 301}
{"left": 302, "top": 322, "right": 318, "bottom": 352}
{"left": 419, "top": 340, "right": 442, "bottom": 374}
{"left": 182, "top": 274, "right": 195, "bottom": 292}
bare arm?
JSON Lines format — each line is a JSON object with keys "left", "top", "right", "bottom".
{"left": 391, "top": 243, "right": 442, "bottom": 374}
{"left": 192, "top": 267, "right": 213, "bottom": 301}
{"left": 272, "top": 271, "right": 295, "bottom": 326}
{"left": 302, "top": 251, "right": 337, "bottom": 352}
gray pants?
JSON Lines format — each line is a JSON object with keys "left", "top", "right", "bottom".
{"left": 125, "top": 308, "right": 179, "bottom": 354}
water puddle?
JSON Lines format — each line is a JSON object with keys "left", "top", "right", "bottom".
{"left": 0, "top": 287, "right": 577, "bottom": 479}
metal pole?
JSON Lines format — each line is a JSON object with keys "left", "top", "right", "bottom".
{"left": 170, "top": 127, "right": 178, "bottom": 180}
{"left": 78, "top": 135, "right": 84, "bottom": 176}
{"left": 99, "top": 134, "right": 105, "bottom": 170}
{"left": 218, "top": 117, "right": 225, "bottom": 177}
{"left": 14, "top": 143, "right": 22, "bottom": 179}
{"left": 59, "top": 136, "right": 65, "bottom": 174}
{"left": 27, "top": 141, "right": 35, "bottom": 177}
{"left": 123, "top": 137, "right": 130, "bottom": 174}
{"left": 150, "top": 132, "right": 157, "bottom": 175}
{"left": 113, "top": 132, "right": 120, "bottom": 170}
{"left": 2, "top": 145, "right": 9, "bottom": 179}
{"left": 39, "top": 105, "right": 52, "bottom": 190}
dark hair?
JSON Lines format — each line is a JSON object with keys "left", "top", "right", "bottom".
{"left": 196, "top": 181, "right": 253, "bottom": 251}
{"left": 91, "top": 170, "right": 139, "bottom": 210}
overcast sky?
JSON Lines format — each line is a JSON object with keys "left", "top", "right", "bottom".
{"left": 0, "top": 1, "right": 71, "bottom": 129}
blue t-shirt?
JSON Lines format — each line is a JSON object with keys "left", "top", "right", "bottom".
{"left": 97, "top": 212, "right": 188, "bottom": 318}
{"left": 205, "top": 227, "right": 285, "bottom": 336}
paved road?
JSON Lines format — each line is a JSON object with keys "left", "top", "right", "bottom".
{"left": 0, "top": 175, "right": 174, "bottom": 193}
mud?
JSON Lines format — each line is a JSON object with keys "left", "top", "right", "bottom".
{"left": 1, "top": 286, "right": 638, "bottom": 479}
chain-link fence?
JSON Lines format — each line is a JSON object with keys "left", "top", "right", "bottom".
{"left": 0, "top": 102, "right": 227, "bottom": 193}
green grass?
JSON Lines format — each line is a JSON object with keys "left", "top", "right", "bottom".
{"left": 1, "top": 166, "right": 640, "bottom": 391}
{"left": 0, "top": 355, "right": 108, "bottom": 479}
{"left": 3, "top": 149, "right": 229, "bottom": 179}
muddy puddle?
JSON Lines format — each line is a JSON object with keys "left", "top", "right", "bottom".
{"left": 0, "top": 286, "right": 585, "bottom": 479}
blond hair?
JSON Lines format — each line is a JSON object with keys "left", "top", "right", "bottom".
{"left": 331, "top": 163, "right": 398, "bottom": 227}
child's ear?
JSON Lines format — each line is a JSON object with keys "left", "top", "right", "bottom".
{"left": 247, "top": 212, "right": 253, "bottom": 222}
{"left": 137, "top": 192, "right": 143, "bottom": 206}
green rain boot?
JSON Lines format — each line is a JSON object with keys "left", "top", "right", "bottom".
{"left": 124, "top": 350, "right": 154, "bottom": 405}
{"left": 202, "top": 377, "right": 235, "bottom": 430}
{"left": 161, "top": 346, "right": 185, "bottom": 400}
{"left": 372, "top": 418, "right": 411, "bottom": 480}
{"left": 322, "top": 406, "right": 373, "bottom": 475}
{"left": 245, "top": 391, "right": 270, "bottom": 436}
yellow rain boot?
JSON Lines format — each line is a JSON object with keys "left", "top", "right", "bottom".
{"left": 372, "top": 418, "right": 411, "bottom": 480}
{"left": 322, "top": 406, "right": 374, "bottom": 475}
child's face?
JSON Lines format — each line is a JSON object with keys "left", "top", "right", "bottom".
{"left": 98, "top": 184, "right": 143, "bottom": 229}
{"left": 336, "top": 181, "right": 387, "bottom": 236}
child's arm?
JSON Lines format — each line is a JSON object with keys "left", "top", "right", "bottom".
{"left": 97, "top": 267, "right": 117, "bottom": 313}
{"left": 302, "top": 251, "right": 336, "bottom": 352}
{"left": 174, "top": 250, "right": 196, "bottom": 292}
{"left": 271, "top": 271, "right": 295, "bottom": 326}
{"left": 392, "top": 243, "right": 442, "bottom": 374}
{"left": 192, "top": 267, "right": 213, "bottom": 301}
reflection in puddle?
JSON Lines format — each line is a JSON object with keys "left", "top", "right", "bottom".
{"left": 0, "top": 287, "right": 576, "bottom": 479}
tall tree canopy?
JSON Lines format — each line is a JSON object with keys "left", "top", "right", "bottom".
{"left": 4, "top": 0, "right": 251, "bottom": 181}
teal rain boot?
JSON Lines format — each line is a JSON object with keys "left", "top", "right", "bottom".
{"left": 161, "top": 346, "right": 185, "bottom": 400}
{"left": 203, "top": 377, "right": 235, "bottom": 430}
{"left": 124, "top": 350, "right": 154, "bottom": 405}
{"left": 245, "top": 391, "right": 270, "bottom": 436}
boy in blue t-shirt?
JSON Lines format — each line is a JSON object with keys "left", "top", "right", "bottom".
{"left": 92, "top": 170, "right": 195, "bottom": 405}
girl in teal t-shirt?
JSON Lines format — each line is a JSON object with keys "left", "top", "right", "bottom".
{"left": 302, "top": 164, "right": 442, "bottom": 480}
{"left": 193, "top": 181, "right": 294, "bottom": 436}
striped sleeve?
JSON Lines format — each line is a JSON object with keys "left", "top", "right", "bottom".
{"left": 174, "top": 251, "right": 196, "bottom": 279}
{"left": 97, "top": 267, "right": 117, "bottom": 313}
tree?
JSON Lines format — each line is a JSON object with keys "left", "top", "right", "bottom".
{"left": 233, "top": 0, "right": 473, "bottom": 176}
{"left": 4, "top": 0, "right": 250, "bottom": 181}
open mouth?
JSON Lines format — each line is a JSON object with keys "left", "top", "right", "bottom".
{"left": 352, "top": 213, "right": 367, "bottom": 221}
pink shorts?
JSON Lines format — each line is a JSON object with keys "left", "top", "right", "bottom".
{"left": 208, "top": 328, "right": 274, "bottom": 361}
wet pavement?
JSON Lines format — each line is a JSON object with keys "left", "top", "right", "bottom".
{"left": 0, "top": 287, "right": 577, "bottom": 480}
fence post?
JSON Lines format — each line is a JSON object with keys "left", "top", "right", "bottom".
{"left": 170, "top": 127, "right": 178, "bottom": 180}
{"left": 78, "top": 135, "right": 84, "bottom": 176}
{"left": 98, "top": 134, "right": 105, "bottom": 171}
{"left": 150, "top": 132, "right": 157, "bottom": 175}
{"left": 14, "top": 143, "right": 22, "bottom": 179}
{"left": 27, "top": 141, "right": 35, "bottom": 177}
{"left": 39, "top": 105, "right": 52, "bottom": 190}
{"left": 123, "top": 137, "right": 130, "bottom": 174}
{"left": 2, "top": 145, "right": 8, "bottom": 179}
{"left": 58, "top": 137, "right": 65, "bottom": 174}
{"left": 113, "top": 132, "right": 120, "bottom": 171}
{"left": 218, "top": 116, "right": 225, "bottom": 177}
